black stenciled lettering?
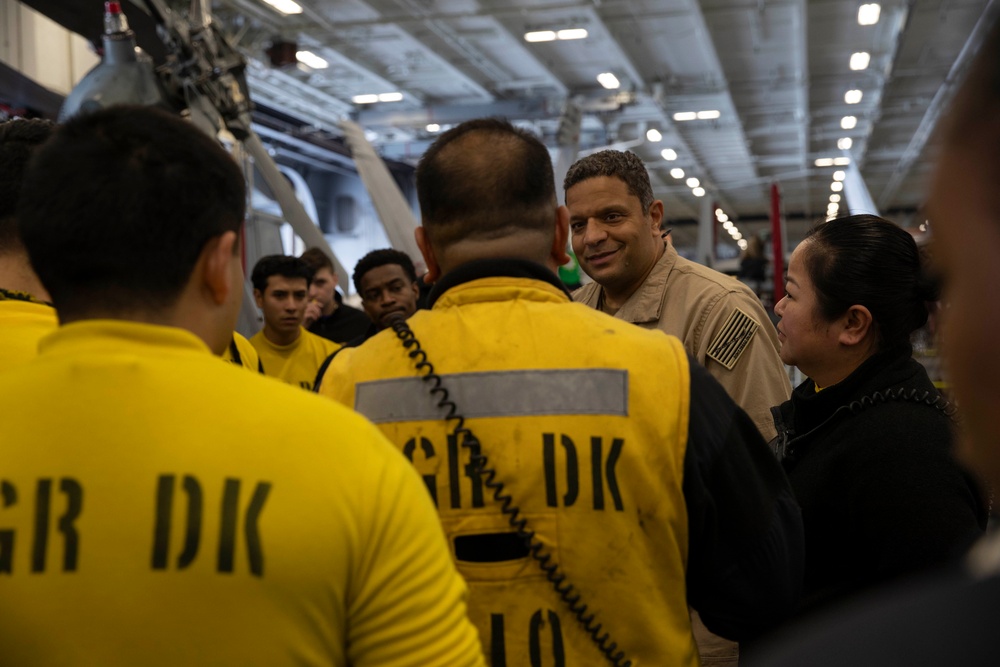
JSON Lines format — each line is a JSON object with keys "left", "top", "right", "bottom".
{"left": 152, "top": 475, "right": 203, "bottom": 570}
{"left": 529, "top": 609, "right": 566, "bottom": 667}
{"left": 58, "top": 478, "right": 83, "bottom": 572}
{"left": 490, "top": 613, "right": 507, "bottom": 667}
{"left": 462, "top": 435, "right": 485, "bottom": 508}
{"left": 447, "top": 434, "right": 484, "bottom": 510}
{"left": 178, "top": 475, "right": 202, "bottom": 569}
{"left": 591, "top": 438, "right": 604, "bottom": 511}
{"left": 605, "top": 438, "right": 624, "bottom": 511}
{"left": 403, "top": 437, "right": 438, "bottom": 505}
{"left": 151, "top": 475, "right": 174, "bottom": 569}
{"left": 217, "top": 478, "right": 271, "bottom": 577}
{"left": 0, "top": 481, "right": 17, "bottom": 574}
{"left": 543, "top": 434, "right": 579, "bottom": 508}
{"left": 591, "top": 437, "right": 625, "bottom": 512}
{"left": 31, "top": 479, "right": 51, "bottom": 572}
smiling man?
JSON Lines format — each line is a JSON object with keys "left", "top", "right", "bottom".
{"left": 565, "top": 151, "right": 790, "bottom": 443}
{"left": 250, "top": 254, "right": 341, "bottom": 389}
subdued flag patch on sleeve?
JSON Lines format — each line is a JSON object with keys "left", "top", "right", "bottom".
{"left": 707, "top": 307, "right": 760, "bottom": 370}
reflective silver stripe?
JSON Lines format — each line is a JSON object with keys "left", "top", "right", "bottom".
{"left": 354, "top": 369, "right": 629, "bottom": 423}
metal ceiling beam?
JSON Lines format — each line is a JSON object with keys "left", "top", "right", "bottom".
{"left": 794, "top": 0, "right": 812, "bottom": 218}
{"left": 876, "top": 0, "right": 1000, "bottom": 209}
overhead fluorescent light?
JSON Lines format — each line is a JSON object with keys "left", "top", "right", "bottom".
{"left": 673, "top": 111, "right": 697, "bottom": 121}
{"left": 719, "top": 213, "right": 728, "bottom": 222}
{"left": 686, "top": 177, "right": 700, "bottom": 188}
{"left": 723, "top": 221, "right": 734, "bottom": 230}
{"left": 841, "top": 116, "right": 858, "bottom": 129}
{"left": 733, "top": 231, "right": 742, "bottom": 240}
{"left": 831, "top": 181, "right": 844, "bottom": 192}
{"left": 670, "top": 168, "right": 685, "bottom": 179}
{"left": 557, "top": 28, "right": 588, "bottom": 40}
{"left": 378, "top": 92, "right": 404, "bottom": 102}
{"left": 352, "top": 94, "right": 379, "bottom": 104}
{"left": 850, "top": 52, "right": 871, "bottom": 71}
{"left": 833, "top": 170, "right": 846, "bottom": 181}
{"left": 661, "top": 148, "right": 678, "bottom": 161}
{"left": 845, "top": 89, "right": 863, "bottom": 104}
{"left": 830, "top": 194, "right": 841, "bottom": 203}
{"left": 696, "top": 110, "right": 721, "bottom": 120}
{"left": 597, "top": 72, "right": 620, "bottom": 89}
{"left": 715, "top": 208, "right": 724, "bottom": 217}
{"left": 426, "top": 124, "right": 440, "bottom": 132}
{"left": 261, "top": 0, "right": 302, "bottom": 15}
{"left": 815, "top": 158, "right": 835, "bottom": 167}
{"left": 646, "top": 128, "right": 662, "bottom": 142}
{"left": 295, "top": 50, "right": 328, "bottom": 69}
{"left": 525, "top": 31, "right": 556, "bottom": 42}
{"left": 837, "top": 137, "right": 853, "bottom": 150}
{"left": 738, "top": 239, "right": 748, "bottom": 250}
{"left": 692, "top": 187, "right": 706, "bottom": 197}
{"left": 833, "top": 157, "right": 851, "bottom": 165}
{"left": 858, "top": 3, "right": 881, "bottom": 26}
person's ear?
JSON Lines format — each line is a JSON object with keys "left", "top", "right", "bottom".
{"left": 416, "top": 227, "right": 441, "bottom": 283}
{"left": 551, "top": 205, "right": 571, "bottom": 266}
{"left": 202, "top": 231, "right": 238, "bottom": 306}
{"left": 253, "top": 288, "right": 264, "bottom": 309}
{"left": 648, "top": 200, "right": 664, "bottom": 237}
{"left": 838, "top": 304, "right": 874, "bottom": 346}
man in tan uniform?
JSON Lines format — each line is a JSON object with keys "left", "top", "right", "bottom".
{"left": 565, "top": 150, "right": 790, "bottom": 442}
{"left": 565, "top": 150, "right": 792, "bottom": 666}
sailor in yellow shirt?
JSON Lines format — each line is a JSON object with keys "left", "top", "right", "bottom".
{"left": 322, "top": 119, "right": 803, "bottom": 666}
{"left": 0, "top": 118, "right": 58, "bottom": 373}
{"left": 221, "top": 330, "right": 264, "bottom": 372}
{"left": 249, "top": 254, "right": 342, "bottom": 390}
{"left": 3, "top": 105, "right": 484, "bottom": 667}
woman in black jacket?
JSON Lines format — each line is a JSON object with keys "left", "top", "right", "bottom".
{"left": 771, "top": 214, "right": 987, "bottom": 618}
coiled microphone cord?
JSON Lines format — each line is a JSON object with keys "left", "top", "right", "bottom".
{"left": 390, "top": 317, "right": 633, "bottom": 667}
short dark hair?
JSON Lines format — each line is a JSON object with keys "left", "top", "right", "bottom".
{"left": 251, "top": 255, "right": 313, "bottom": 293}
{"left": 801, "top": 214, "right": 936, "bottom": 352}
{"left": 353, "top": 248, "right": 417, "bottom": 294}
{"left": 563, "top": 150, "right": 654, "bottom": 215}
{"left": 0, "top": 118, "right": 55, "bottom": 252}
{"left": 17, "top": 106, "right": 245, "bottom": 319}
{"left": 300, "top": 247, "right": 334, "bottom": 274}
{"left": 416, "top": 118, "right": 556, "bottom": 247}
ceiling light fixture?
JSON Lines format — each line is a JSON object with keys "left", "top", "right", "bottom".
{"left": 670, "top": 168, "right": 685, "bottom": 179}
{"left": 841, "top": 116, "right": 858, "bottom": 129}
{"left": 597, "top": 72, "right": 620, "bottom": 89}
{"left": 858, "top": 3, "right": 881, "bottom": 26}
{"left": 715, "top": 208, "right": 724, "bottom": 217}
{"left": 692, "top": 187, "right": 706, "bottom": 197}
{"left": 831, "top": 181, "right": 844, "bottom": 192}
{"left": 352, "top": 94, "right": 379, "bottom": 104}
{"left": 646, "top": 128, "right": 662, "bottom": 142}
{"left": 378, "top": 92, "right": 403, "bottom": 102}
{"left": 830, "top": 194, "right": 841, "bottom": 203}
{"left": 661, "top": 148, "right": 678, "bottom": 161}
{"left": 738, "top": 239, "right": 748, "bottom": 250}
{"left": 833, "top": 170, "right": 846, "bottom": 181}
{"left": 673, "top": 111, "right": 697, "bottom": 121}
{"left": 696, "top": 110, "right": 721, "bottom": 120}
{"left": 833, "top": 157, "right": 851, "bottom": 166}
{"left": 295, "top": 50, "right": 328, "bottom": 69}
{"left": 850, "top": 52, "right": 871, "bottom": 71}
{"left": 524, "top": 31, "right": 556, "bottom": 42}
{"left": 261, "top": 0, "right": 302, "bottom": 15}
{"left": 815, "top": 158, "right": 835, "bottom": 167}
{"left": 686, "top": 177, "right": 700, "bottom": 188}
{"left": 845, "top": 89, "right": 863, "bottom": 104}
{"left": 556, "top": 28, "right": 588, "bottom": 40}
{"left": 838, "top": 137, "right": 854, "bottom": 150}
{"left": 723, "top": 221, "right": 734, "bottom": 230}
{"left": 719, "top": 213, "right": 729, "bottom": 222}
{"left": 426, "top": 123, "right": 440, "bottom": 132}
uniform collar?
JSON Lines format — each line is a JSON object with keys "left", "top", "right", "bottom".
{"left": 428, "top": 258, "right": 570, "bottom": 307}
{"left": 576, "top": 243, "right": 675, "bottom": 324}
{"left": 0, "top": 286, "right": 53, "bottom": 307}
{"left": 38, "top": 319, "right": 211, "bottom": 357}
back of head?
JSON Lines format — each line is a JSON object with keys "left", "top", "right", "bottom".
{"left": 352, "top": 248, "right": 417, "bottom": 294}
{"left": 563, "top": 150, "right": 654, "bottom": 214}
{"left": 0, "top": 118, "right": 54, "bottom": 254}
{"left": 299, "top": 247, "right": 333, "bottom": 275}
{"left": 415, "top": 118, "right": 557, "bottom": 248}
{"left": 17, "top": 106, "right": 246, "bottom": 320}
{"left": 802, "top": 214, "right": 934, "bottom": 351}
{"left": 251, "top": 254, "right": 313, "bottom": 292}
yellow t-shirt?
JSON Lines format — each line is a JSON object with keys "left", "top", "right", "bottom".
{"left": 0, "top": 290, "right": 58, "bottom": 374}
{"left": 250, "top": 327, "right": 341, "bottom": 390}
{"left": 221, "top": 331, "right": 263, "bottom": 372}
{"left": 0, "top": 320, "right": 484, "bottom": 667}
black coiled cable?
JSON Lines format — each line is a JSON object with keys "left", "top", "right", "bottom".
{"left": 390, "top": 318, "right": 633, "bottom": 667}
{"left": 847, "top": 387, "right": 957, "bottom": 422}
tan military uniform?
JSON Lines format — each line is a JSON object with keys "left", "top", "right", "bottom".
{"left": 574, "top": 243, "right": 790, "bottom": 442}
